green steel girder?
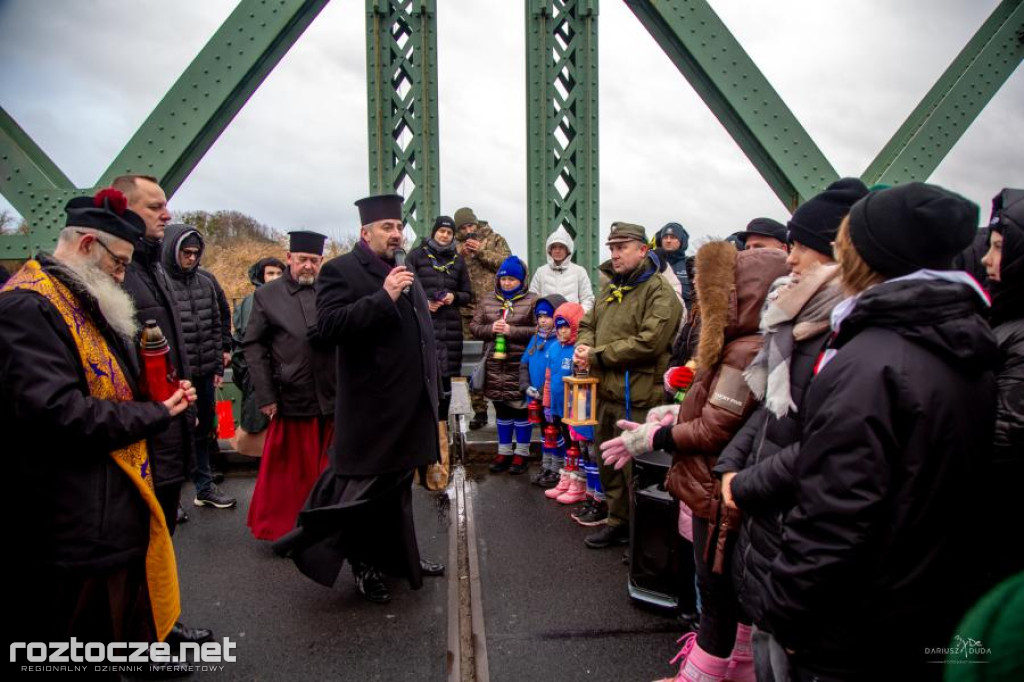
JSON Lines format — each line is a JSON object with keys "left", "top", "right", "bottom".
{"left": 623, "top": 0, "right": 838, "bottom": 210}
{"left": 863, "top": 0, "right": 1024, "bottom": 186}
{"left": 101, "top": 0, "right": 330, "bottom": 193}
{"left": 0, "top": 106, "right": 78, "bottom": 257}
{"left": 1, "top": 0, "right": 329, "bottom": 259}
{"left": 526, "top": 0, "right": 600, "bottom": 274}
{"left": 366, "top": 0, "right": 441, "bottom": 240}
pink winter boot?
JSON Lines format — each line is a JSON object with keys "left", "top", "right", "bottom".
{"left": 556, "top": 473, "right": 587, "bottom": 504}
{"left": 657, "top": 631, "right": 730, "bottom": 682}
{"left": 725, "top": 623, "right": 755, "bottom": 682}
{"left": 544, "top": 470, "right": 571, "bottom": 499}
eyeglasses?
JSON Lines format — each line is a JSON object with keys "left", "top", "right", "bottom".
{"left": 78, "top": 231, "right": 131, "bottom": 268}
{"left": 180, "top": 248, "right": 201, "bottom": 259}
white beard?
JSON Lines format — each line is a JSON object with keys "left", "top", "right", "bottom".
{"left": 62, "top": 255, "right": 140, "bottom": 340}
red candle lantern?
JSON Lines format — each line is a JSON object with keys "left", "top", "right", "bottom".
{"left": 140, "top": 320, "right": 179, "bottom": 401}
{"left": 527, "top": 398, "right": 543, "bottom": 424}
{"left": 565, "top": 441, "right": 580, "bottom": 472}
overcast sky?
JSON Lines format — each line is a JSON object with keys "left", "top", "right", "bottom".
{"left": 1, "top": 0, "right": 1021, "bottom": 262}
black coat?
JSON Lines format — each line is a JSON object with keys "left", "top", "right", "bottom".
{"left": 0, "top": 255, "right": 170, "bottom": 570}
{"left": 242, "top": 271, "right": 335, "bottom": 418}
{"left": 161, "top": 225, "right": 230, "bottom": 377}
{"left": 316, "top": 242, "right": 440, "bottom": 476}
{"left": 406, "top": 241, "right": 472, "bottom": 377}
{"left": 764, "top": 279, "right": 998, "bottom": 674}
{"left": 713, "top": 331, "right": 829, "bottom": 629}
{"left": 122, "top": 238, "right": 195, "bottom": 486}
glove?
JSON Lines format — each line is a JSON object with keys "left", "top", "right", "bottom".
{"left": 645, "top": 403, "right": 680, "bottom": 426}
{"left": 526, "top": 386, "right": 541, "bottom": 400}
{"left": 600, "top": 419, "right": 659, "bottom": 470}
{"left": 664, "top": 365, "right": 696, "bottom": 393}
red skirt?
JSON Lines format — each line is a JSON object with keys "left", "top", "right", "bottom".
{"left": 247, "top": 415, "right": 332, "bottom": 541}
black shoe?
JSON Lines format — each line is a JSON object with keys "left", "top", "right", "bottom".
{"left": 574, "top": 500, "right": 609, "bottom": 527}
{"left": 676, "top": 610, "right": 700, "bottom": 633}
{"left": 194, "top": 483, "right": 237, "bottom": 509}
{"left": 536, "top": 470, "right": 561, "bottom": 489}
{"left": 469, "top": 412, "right": 488, "bottom": 430}
{"left": 175, "top": 504, "right": 189, "bottom": 524}
{"left": 166, "top": 621, "right": 214, "bottom": 644}
{"left": 530, "top": 468, "right": 550, "bottom": 485}
{"left": 353, "top": 564, "right": 391, "bottom": 603}
{"left": 489, "top": 455, "right": 511, "bottom": 473}
{"left": 584, "top": 523, "right": 629, "bottom": 549}
{"left": 420, "top": 559, "right": 445, "bottom": 576}
{"left": 508, "top": 455, "right": 528, "bottom": 475}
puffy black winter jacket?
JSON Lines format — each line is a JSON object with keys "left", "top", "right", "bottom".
{"left": 407, "top": 241, "right": 472, "bottom": 377}
{"left": 161, "top": 224, "right": 230, "bottom": 377}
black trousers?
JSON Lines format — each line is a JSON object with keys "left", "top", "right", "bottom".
{"left": 692, "top": 515, "right": 748, "bottom": 657}
{"left": 155, "top": 482, "right": 182, "bottom": 536}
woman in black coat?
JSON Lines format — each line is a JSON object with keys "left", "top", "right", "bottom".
{"left": 764, "top": 183, "right": 998, "bottom": 682}
{"left": 981, "top": 188, "right": 1024, "bottom": 586}
{"left": 407, "top": 215, "right": 472, "bottom": 419}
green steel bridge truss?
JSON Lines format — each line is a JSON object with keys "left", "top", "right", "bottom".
{"left": 2, "top": 0, "right": 1022, "bottom": 270}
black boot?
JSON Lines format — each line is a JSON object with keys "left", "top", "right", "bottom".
{"left": 469, "top": 411, "right": 488, "bottom": 430}
{"left": 352, "top": 563, "right": 391, "bottom": 603}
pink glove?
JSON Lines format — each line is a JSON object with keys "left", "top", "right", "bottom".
{"left": 645, "top": 404, "right": 680, "bottom": 426}
{"left": 600, "top": 419, "right": 658, "bottom": 470}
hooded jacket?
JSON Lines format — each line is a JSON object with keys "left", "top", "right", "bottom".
{"left": 407, "top": 237, "right": 473, "bottom": 377}
{"left": 161, "top": 224, "right": 230, "bottom": 378}
{"left": 764, "top": 277, "right": 997, "bottom": 673}
{"left": 985, "top": 188, "right": 1024, "bottom": 585}
{"left": 548, "top": 301, "right": 586, "bottom": 418}
{"left": 577, "top": 251, "right": 683, "bottom": 410}
{"left": 655, "top": 224, "right": 693, "bottom": 307}
{"left": 528, "top": 227, "right": 595, "bottom": 312}
{"left": 520, "top": 294, "right": 568, "bottom": 395}
{"left": 658, "top": 243, "right": 789, "bottom": 570}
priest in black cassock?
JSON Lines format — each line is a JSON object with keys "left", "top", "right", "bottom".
{"left": 242, "top": 230, "right": 335, "bottom": 542}
{"left": 274, "top": 194, "right": 444, "bottom": 604}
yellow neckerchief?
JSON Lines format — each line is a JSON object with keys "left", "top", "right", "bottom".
{"left": 604, "top": 257, "right": 656, "bottom": 303}
{"left": 494, "top": 289, "right": 527, "bottom": 317}
{"left": 426, "top": 251, "right": 457, "bottom": 274}
{"left": 605, "top": 282, "right": 636, "bottom": 303}
{"left": 4, "top": 260, "right": 180, "bottom": 641}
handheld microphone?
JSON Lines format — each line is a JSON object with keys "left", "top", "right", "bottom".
{"left": 393, "top": 248, "right": 411, "bottom": 295}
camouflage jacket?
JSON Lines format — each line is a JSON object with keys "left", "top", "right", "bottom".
{"left": 458, "top": 221, "right": 512, "bottom": 318}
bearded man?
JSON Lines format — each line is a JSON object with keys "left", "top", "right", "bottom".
{"left": 274, "top": 195, "right": 444, "bottom": 604}
{"left": 242, "top": 231, "right": 336, "bottom": 542}
{"left": 0, "top": 190, "right": 195, "bottom": 653}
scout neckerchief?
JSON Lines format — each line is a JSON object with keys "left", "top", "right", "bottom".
{"left": 605, "top": 252, "right": 659, "bottom": 303}
{"left": 426, "top": 249, "right": 458, "bottom": 274}
{"left": 3, "top": 260, "right": 181, "bottom": 641}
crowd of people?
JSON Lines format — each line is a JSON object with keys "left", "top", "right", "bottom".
{"left": 1, "top": 174, "right": 1020, "bottom": 680}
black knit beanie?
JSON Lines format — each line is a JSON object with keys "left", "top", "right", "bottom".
{"left": 432, "top": 215, "right": 455, "bottom": 238}
{"left": 787, "top": 177, "right": 869, "bottom": 257}
{"left": 848, "top": 182, "right": 978, "bottom": 278}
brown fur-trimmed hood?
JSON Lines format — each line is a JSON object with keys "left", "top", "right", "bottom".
{"left": 693, "top": 243, "right": 789, "bottom": 370}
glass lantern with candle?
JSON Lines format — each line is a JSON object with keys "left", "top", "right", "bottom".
{"left": 562, "top": 371, "right": 599, "bottom": 426}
